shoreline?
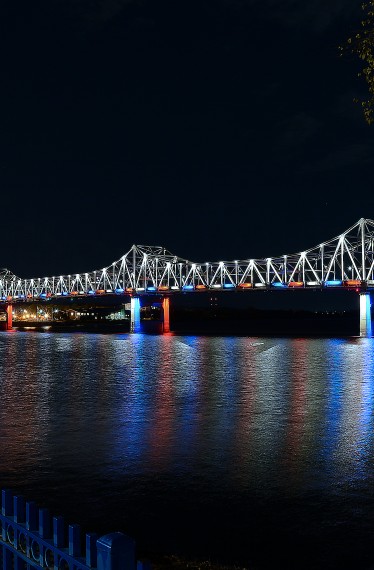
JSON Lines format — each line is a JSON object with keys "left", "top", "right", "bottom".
{"left": 4, "top": 313, "right": 360, "bottom": 337}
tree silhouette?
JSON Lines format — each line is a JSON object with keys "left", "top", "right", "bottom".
{"left": 340, "top": 1, "right": 374, "bottom": 124}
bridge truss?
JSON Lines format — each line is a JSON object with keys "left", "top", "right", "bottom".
{"left": 1, "top": 218, "right": 374, "bottom": 300}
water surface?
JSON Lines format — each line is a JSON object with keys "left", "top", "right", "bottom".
{"left": 0, "top": 332, "right": 373, "bottom": 568}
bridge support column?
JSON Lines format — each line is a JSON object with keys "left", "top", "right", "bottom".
{"left": 359, "top": 293, "right": 372, "bottom": 337}
{"left": 130, "top": 297, "right": 141, "bottom": 333}
{"left": 5, "top": 305, "right": 12, "bottom": 331}
{"left": 162, "top": 297, "right": 170, "bottom": 333}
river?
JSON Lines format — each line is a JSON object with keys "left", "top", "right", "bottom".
{"left": 0, "top": 332, "right": 373, "bottom": 569}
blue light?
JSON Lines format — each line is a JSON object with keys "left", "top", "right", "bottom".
{"left": 325, "top": 280, "right": 342, "bottom": 286}
{"left": 39, "top": 293, "right": 47, "bottom": 298}
{"left": 62, "top": 292, "right": 68, "bottom": 296}
{"left": 87, "top": 290, "right": 95, "bottom": 295}
{"left": 183, "top": 285, "right": 194, "bottom": 290}
{"left": 147, "top": 286, "right": 156, "bottom": 292}
{"left": 131, "top": 297, "right": 141, "bottom": 332}
{"left": 223, "top": 283, "right": 235, "bottom": 288}
{"left": 272, "top": 282, "right": 286, "bottom": 288}
{"left": 18, "top": 295, "right": 25, "bottom": 299}
{"left": 115, "top": 288, "right": 124, "bottom": 294}
{"left": 1, "top": 296, "right": 5, "bottom": 301}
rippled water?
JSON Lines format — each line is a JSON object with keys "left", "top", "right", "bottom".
{"left": 0, "top": 332, "right": 374, "bottom": 568}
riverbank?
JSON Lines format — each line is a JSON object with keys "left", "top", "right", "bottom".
{"left": 7, "top": 309, "right": 359, "bottom": 336}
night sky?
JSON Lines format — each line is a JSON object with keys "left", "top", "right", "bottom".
{"left": 1, "top": 0, "right": 372, "bottom": 280}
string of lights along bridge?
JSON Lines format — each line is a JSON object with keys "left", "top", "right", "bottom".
{"left": 0, "top": 218, "right": 373, "bottom": 336}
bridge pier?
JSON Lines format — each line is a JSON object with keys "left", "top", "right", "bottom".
{"left": 5, "top": 304, "right": 12, "bottom": 331}
{"left": 359, "top": 293, "right": 372, "bottom": 337}
{"left": 130, "top": 297, "right": 141, "bottom": 333}
{"left": 162, "top": 297, "right": 170, "bottom": 333}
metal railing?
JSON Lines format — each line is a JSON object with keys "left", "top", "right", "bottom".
{"left": 0, "top": 489, "right": 151, "bottom": 570}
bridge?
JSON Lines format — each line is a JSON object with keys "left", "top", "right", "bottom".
{"left": 1, "top": 218, "right": 374, "bottom": 336}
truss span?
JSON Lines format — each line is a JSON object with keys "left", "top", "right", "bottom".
{"left": 1, "top": 218, "right": 374, "bottom": 301}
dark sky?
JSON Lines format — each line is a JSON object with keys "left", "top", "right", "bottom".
{"left": 1, "top": 0, "right": 371, "bottom": 278}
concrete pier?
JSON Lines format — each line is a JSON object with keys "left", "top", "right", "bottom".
{"left": 130, "top": 297, "right": 141, "bottom": 333}
{"left": 162, "top": 297, "right": 170, "bottom": 333}
{"left": 6, "top": 304, "right": 12, "bottom": 330}
{"left": 359, "top": 293, "right": 372, "bottom": 337}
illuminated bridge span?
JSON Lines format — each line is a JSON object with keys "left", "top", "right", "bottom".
{"left": 0, "top": 218, "right": 373, "bottom": 335}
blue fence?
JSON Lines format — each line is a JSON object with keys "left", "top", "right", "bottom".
{"left": 0, "top": 490, "right": 151, "bottom": 570}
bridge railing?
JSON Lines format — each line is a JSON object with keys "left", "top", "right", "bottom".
{"left": 0, "top": 489, "right": 151, "bottom": 570}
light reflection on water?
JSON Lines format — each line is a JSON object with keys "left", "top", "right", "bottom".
{"left": 0, "top": 332, "right": 374, "bottom": 568}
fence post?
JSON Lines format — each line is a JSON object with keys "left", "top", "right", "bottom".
{"left": 13, "top": 496, "right": 25, "bottom": 524}
{"left": 39, "top": 508, "right": 51, "bottom": 539}
{"left": 69, "top": 524, "right": 81, "bottom": 557}
{"left": 26, "top": 502, "right": 38, "bottom": 531}
{"left": 97, "top": 532, "right": 136, "bottom": 570}
{"left": 53, "top": 516, "right": 64, "bottom": 548}
{"left": 2, "top": 490, "right": 12, "bottom": 517}
{"left": 86, "top": 533, "right": 98, "bottom": 568}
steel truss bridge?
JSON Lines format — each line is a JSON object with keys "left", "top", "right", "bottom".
{"left": 0, "top": 218, "right": 373, "bottom": 336}
{"left": 0, "top": 218, "right": 374, "bottom": 299}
